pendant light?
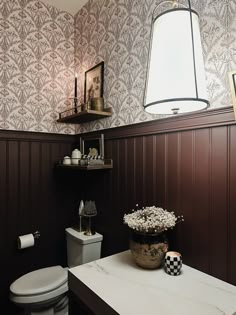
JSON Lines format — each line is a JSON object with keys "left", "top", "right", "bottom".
{"left": 144, "top": 0, "right": 209, "bottom": 115}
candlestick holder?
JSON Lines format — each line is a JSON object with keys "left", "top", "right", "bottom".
{"left": 74, "top": 97, "right": 78, "bottom": 113}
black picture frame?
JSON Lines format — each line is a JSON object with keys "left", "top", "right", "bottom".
{"left": 84, "top": 61, "right": 104, "bottom": 104}
{"left": 233, "top": 74, "right": 236, "bottom": 96}
{"left": 229, "top": 70, "right": 236, "bottom": 120}
{"left": 80, "top": 134, "right": 104, "bottom": 157}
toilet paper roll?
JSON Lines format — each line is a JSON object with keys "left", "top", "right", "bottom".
{"left": 17, "top": 234, "right": 35, "bottom": 249}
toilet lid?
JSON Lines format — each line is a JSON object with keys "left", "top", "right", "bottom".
{"left": 10, "top": 266, "right": 67, "bottom": 296}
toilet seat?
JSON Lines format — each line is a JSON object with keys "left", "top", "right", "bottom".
{"left": 10, "top": 266, "right": 68, "bottom": 305}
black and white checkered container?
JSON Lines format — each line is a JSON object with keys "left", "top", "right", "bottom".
{"left": 164, "top": 251, "right": 182, "bottom": 276}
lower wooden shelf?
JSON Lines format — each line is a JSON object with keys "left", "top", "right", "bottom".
{"left": 55, "top": 159, "right": 113, "bottom": 171}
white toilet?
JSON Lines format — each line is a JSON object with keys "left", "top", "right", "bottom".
{"left": 9, "top": 228, "right": 103, "bottom": 315}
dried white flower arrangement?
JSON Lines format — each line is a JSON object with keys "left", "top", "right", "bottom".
{"left": 123, "top": 205, "right": 184, "bottom": 234}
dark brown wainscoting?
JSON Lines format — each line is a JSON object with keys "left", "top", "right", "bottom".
{"left": 2, "top": 106, "right": 236, "bottom": 314}
{"left": 0, "top": 131, "right": 80, "bottom": 314}
{"left": 75, "top": 106, "right": 236, "bottom": 286}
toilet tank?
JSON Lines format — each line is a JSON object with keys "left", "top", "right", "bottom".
{"left": 65, "top": 228, "right": 103, "bottom": 268}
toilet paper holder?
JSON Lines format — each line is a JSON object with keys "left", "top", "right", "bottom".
{"left": 17, "top": 231, "right": 41, "bottom": 250}
{"left": 33, "top": 231, "right": 40, "bottom": 239}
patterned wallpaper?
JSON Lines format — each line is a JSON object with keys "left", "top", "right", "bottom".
{"left": 1, "top": 0, "right": 236, "bottom": 134}
{"left": 74, "top": 0, "right": 236, "bottom": 134}
{"left": 200, "top": 0, "right": 236, "bottom": 108}
{"left": 0, "top": 0, "right": 75, "bottom": 134}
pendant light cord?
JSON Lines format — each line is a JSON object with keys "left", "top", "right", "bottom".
{"left": 188, "top": 0, "right": 199, "bottom": 98}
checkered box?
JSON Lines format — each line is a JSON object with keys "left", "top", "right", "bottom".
{"left": 164, "top": 251, "right": 182, "bottom": 276}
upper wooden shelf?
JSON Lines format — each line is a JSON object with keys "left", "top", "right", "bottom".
{"left": 57, "top": 108, "right": 112, "bottom": 124}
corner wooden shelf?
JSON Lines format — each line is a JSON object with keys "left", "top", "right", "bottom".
{"left": 57, "top": 108, "right": 112, "bottom": 124}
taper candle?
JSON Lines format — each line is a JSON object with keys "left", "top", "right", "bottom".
{"left": 74, "top": 73, "right": 77, "bottom": 98}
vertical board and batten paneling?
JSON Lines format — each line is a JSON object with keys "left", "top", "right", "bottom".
{"left": 192, "top": 129, "right": 210, "bottom": 273}
{"left": 210, "top": 127, "right": 228, "bottom": 281}
{"left": 135, "top": 137, "right": 145, "bottom": 207}
{"left": 0, "top": 131, "right": 77, "bottom": 314}
{"left": 155, "top": 134, "right": 166, "bottom": 208}
{"left": 229, "top": 125, "right": 236, "bottom": 284}
{"left": 178, "top": 130, "right": 195, "bottom": 267}
{"left": 144, "top": 135, "right": 155, "bottom": 205}
{"left": 126, "top": 137, "right": 137, "bottom": 210}
{"left": 1, "top": 107, "right": 236, "bottom": 315}
{"left": 76, "top": 107, "right": 236, "bottom": 286}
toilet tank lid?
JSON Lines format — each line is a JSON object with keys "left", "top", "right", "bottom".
{"left": 65, "top": 228, "right": 103, "bottom": 244}
{"left": 10, "top": 266, "right": 67, "bottom": 296}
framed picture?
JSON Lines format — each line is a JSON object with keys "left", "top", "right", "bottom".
{"left": 80, "top": 134, "right": 104, "bottom": 157}
{"left": 229, "top": 70, "right": 236, "bottom": 119}
{"left": 84, "top": 61, "right": 104, "bottom": 103}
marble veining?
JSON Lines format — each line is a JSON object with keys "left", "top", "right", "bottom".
{"left": 69, "top": 250, "right": 236, "bottom": 315}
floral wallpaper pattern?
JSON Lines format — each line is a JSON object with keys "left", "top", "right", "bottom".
{"left": 0, "top": 0, "right": 75, "bottom": 134}
{"left": 0, "top": 0, "right": 236, "bottom": 134}
{"left": 74, "top": 0, "right": 236, "bottom": 134}
{"left": 200, "top": 0, "right": 236, "bottom": 108}
{"left": 74, "top": 0, "right": 156, "bottom": 133}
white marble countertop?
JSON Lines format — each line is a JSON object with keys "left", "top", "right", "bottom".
{"left": 68, "top": 250, "right": 236, "bottom": 315}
